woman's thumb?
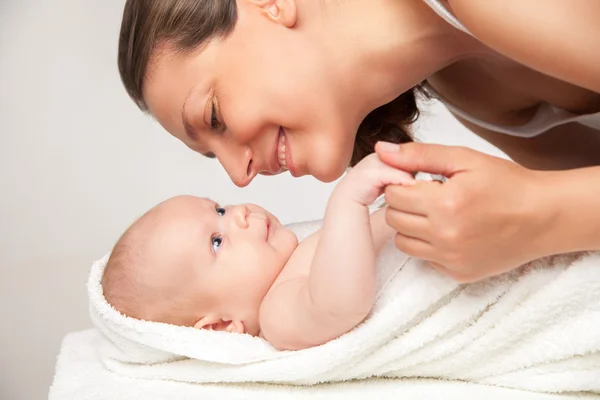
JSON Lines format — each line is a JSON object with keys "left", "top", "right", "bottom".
{"left": 375, "top": 141, "right": 471, "bottom": 176}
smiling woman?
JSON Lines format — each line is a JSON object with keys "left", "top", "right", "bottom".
{"left": 118, "top": 0, "right": 419, "bottom": 187}
{"left": 117, "top": 0, "right": 600, "bottom": 287}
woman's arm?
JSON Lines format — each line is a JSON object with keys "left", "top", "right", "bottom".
{"left": 449, "top": 0, "right": 600, "bottom": 92}
{"left": 453, "top": 114, "right": 600, "bottom": 171}
{"left": 538, "top": 166, "right": 600, "bottom": 255}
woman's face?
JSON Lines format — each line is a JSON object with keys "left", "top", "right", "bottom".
{"left": 144, "top": 1, "right": 361, "bottom": 187}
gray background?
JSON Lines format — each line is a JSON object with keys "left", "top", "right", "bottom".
{"left": 0, "top": 1, "right": 505, "bottom": 399}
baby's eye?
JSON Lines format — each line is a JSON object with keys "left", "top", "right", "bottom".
{"left": 211, "top": 235, "right": 223, "bottom": 253}
{"left": 215, "top": 206, "right": 226, "bottom": 216}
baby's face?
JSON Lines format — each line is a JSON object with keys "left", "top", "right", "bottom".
{"left": 144, "top": 196, "right": 298, "bottom": 335}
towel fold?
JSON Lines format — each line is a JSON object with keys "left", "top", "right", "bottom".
{"left": 88, "top": 219, "right": 600, "bottom": 394}
{"left": 52, "top": 330, "right": 592, "bottom": 400}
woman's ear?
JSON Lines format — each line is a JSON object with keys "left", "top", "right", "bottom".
{"left": 193, "top": 316, "right": 245, "bottom": 334}
{"left": 247, "top": 0, "right": 297, "bottom": 28}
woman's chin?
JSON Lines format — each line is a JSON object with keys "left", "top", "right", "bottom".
{"left": 312, "top": 162, "right": 349, "bottom": 183}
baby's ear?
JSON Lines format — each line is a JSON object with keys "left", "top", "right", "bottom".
{"left": 225, "top": 320, "right": 245, "bottom": 334}
{"left": 193, "top": 316, "right": 245, "bottom": 334}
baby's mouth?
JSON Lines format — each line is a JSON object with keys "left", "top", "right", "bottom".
{"left": 266, "top": 216, "right": 278, "bottom": 241}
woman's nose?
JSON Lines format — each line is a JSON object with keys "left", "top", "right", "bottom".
{"left": 217, "top": 146, "right": 257, "bottom": 188}
{"left": 229, "top": 205, "right": 250, "bottom": 229}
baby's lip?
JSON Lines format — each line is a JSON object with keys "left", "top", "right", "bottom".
{"left": 265, "top": 216, "right": 277, "bottom": 241}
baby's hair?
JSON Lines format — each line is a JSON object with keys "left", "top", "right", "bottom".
{"left": 118, "top": 0, "right": 424, "bottom": 167}
{"left": 102, "top": 198, "right": 215, "bottom": 326}
{"left": 101, "top": 212, "right": 155, "bottom": 320}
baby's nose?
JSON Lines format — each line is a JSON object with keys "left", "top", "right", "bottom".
{"left": 230, "top": 205, "right": 250, "bottom": 229}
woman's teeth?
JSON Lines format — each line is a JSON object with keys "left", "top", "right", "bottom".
{"left": 278, "top": 131, "right": 288, "bottom": 170}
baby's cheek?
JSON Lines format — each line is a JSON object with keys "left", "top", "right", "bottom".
{"left": 279, "top": 229, "right": 299, "bottom": 252}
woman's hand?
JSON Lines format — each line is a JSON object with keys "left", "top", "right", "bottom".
{"left": 375, "top": 141, "right": 557, "bottom": 282}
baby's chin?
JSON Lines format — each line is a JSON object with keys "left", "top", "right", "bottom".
{"left": 275, "top": 228, "right": 299, "bottom": 256}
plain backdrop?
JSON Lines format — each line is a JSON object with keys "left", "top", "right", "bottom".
{"left": 0, "top": 2, "right": 507, "bottom": 399}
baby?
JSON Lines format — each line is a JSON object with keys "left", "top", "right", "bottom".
{"left": 102, "top": 154, "right": 414, "bottom": 350}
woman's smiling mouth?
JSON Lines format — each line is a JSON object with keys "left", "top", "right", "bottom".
{"left": 277, "top": 128, "right": 298, "bottom": 176}
{"left": 277, "top": 128, "right": 288, "bottom": 171}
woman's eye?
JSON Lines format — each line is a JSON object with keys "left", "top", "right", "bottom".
{"left": 210, "top": 103, "right": 221, "bottom": 131}
{"left": 211, "top": 235, "right": 223, "bottom": 253}
{"left": 215, "top": 206, "right": 226, "bottom": 216}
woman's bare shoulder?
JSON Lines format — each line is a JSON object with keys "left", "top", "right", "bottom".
{"left": 449, "top": 0, "right": 600, "bottom": 91}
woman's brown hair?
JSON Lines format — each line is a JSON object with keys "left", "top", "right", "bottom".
{"left": 118, "top": 0, "right": 422, "bottom": 167}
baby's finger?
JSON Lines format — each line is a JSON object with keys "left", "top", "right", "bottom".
{"left": 376, "top": 161, "right": 415, "bottom": 187}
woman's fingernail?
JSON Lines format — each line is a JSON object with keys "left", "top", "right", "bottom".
{"left": 377, "top": 141, "right": 400, "bottom": 153}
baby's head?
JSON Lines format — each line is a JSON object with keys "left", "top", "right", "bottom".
{"left": 102, "top": 195, "right": 298, "bottom": 336}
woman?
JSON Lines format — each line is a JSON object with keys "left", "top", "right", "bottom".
{"left": 117, "top": 0, "right": 600, "bottom": 282}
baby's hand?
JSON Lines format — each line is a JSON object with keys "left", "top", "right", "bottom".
{"left": 334, "top": 153, "right": 414, "bottom": 206}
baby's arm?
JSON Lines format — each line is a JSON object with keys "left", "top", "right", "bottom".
{"left": 261, "top": 154, "right": 413, "bottom": 350}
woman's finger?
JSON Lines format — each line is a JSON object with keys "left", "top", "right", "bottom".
{"left": 428, "top": 261, "right": 473, "bottom": 283}
{"left": 384, "top": 181, "right": 441, "bottom": 216}
{"left": 393, "top": 232, "right": 435, "bottom": 260}
{"left": 427, "top": 261, "right": 453, "bottom": 275}
{"left": 375, "top": 141, "right": 478, "bottom": 176}
{"left": 385, "top": 207, "right": 430, "bottom": 241}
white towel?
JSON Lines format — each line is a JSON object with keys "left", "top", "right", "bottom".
{"left": 50, "top": 330, "right": 591, "bottom": 400}
{"left": 88, "top": 219, "right": 600, "bottom": 394}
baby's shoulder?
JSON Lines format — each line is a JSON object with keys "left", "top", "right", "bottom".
{"left": 278, "top": 229, "right": 321, "bottom": 283}
{"left": 259, "top": 233, "right": 319, "bottom": 348}
{"left": 261, "top": 230, "right": 319, "bottom": 316}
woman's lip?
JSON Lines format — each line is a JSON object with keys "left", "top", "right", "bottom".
{"left": 280, "top": 128, "right": 298, "bottom": 177}
{"left": 268, "top": 131, "right": 285, "bottom": 174}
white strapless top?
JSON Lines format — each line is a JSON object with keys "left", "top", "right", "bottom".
{"left": 422, "top": 0, "right": 600, "bottom": 137}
